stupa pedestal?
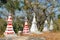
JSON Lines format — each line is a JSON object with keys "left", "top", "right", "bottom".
{"left": 49, "top": 19, "right": 53, "bottom": 31}
{"left": 30, "top": 13, "right": 42, "bottom": 34}
{"left": 23, "top": 17, "right": 30, "bottom": 34}
{"left": 43, "top": 20, "right": 49, "bottom": 32}
{"left": 4, "top": 14, "right": 17, "bottom": 37}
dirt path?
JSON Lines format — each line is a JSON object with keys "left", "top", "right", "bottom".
{"left": 0, "top": 32, "right": 60, "bottom": 40}
{"left": 26, "top": 32, "right": 60, "bottom": 40}
{"left": 40, "top": 32, "right": 60, "bottom": 40}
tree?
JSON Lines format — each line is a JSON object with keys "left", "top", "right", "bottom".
{"left": 22, "top": 0, "right": 59, "bottom": 31}
{"left": 13, "top": 19, "right": 23, "bottom": 33}
{"left": 58, "top": 14, "right": 60, "bottom": 19}
{"left": 5, "top": 0, "right": 20, "bottom": 15}
{"left": 1, "top": 0, "right": 7, "bottom": 4}
{"left": 1, "top": 0, "right": 60, "bottom": 32}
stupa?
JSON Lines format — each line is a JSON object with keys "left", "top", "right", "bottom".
{"left": 30, "top": 12, "right": 41, "bottom": 34}
{"left": 43, "top": 20, "right": 49, "bottom": 32}
{"left": 49, "top": 19, "right": 53, "bottom": 31}
{"left": 23, "top": 17, "right": 30, "bottom": 34}
{"left": 4, "top": 14, "right": 16, "bottom": 37}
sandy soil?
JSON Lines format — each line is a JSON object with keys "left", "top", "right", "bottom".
{"left": 21, "top": 32, "right": 60, "bottom": 40}
{"left": 41, "top": 32, "right": 60, "bottom": 40}
{"left": 0, "top": 32, "right": 60, "bottom": 40}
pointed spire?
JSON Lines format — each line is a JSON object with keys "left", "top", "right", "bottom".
{"left": 32, "top": 12, "right": 36, "bottom": 23}
{"left": 23, "top": 16, "right": 30, "bottom": 34}
{"left": 30, "top": 12, "right": 41, "bottom": 34}
{"left": 43, "top": 20, "right": 49, "bottom": 32}
{"left": 49, "top": 19, "right": 53, "bottom": 31}
{"left": 8, "top": 14, "right": 12, "bottom": 21}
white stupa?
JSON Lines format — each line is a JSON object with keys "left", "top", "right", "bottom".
{"left": 49, "top": 19, "right": 54, "bottom": 31}
{"left": 43, "top": 20, "right": 49, "bottom": 32}
{"left": 4, "top": 14, "right": 17, "bottom": 37}
{"left": 30, "top": 12, "right": 42, "bottom": 34}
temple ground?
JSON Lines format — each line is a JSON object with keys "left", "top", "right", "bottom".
{"left": 32, "top": 32, "right": 60, "bottom": 40}
{"left": 19, "top": 31, "right": 60, "bottom": 40}
{"left": 0, "top": 32, "right": 60, "bottom": 40}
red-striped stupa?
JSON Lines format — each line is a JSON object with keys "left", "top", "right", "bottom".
{"left": 23, "top": 17, "right": 30, "bottom": 34}
{"left": 4, "top": 14, "right": 16, "bottom": 37}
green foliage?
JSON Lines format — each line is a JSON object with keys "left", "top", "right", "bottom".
{"left": 0, "top": 19, "right": 7, "bottom": 36}
{"left": 18, "top": 26, "right": 23, "bottom": 31}
{"left": 49, "top": 12, "right": 55, "bottom": 19}
{"left": 13, "top": 22, "right": 18, "bottom": 33}
{"left": 5, "top": 0, "right": 20, "bottom": 15}
{"left": 53, "top": 19, "right": 60, "bottom": 32}
{"left": 58, "top": 14, "right": 60, "bottom": 19}
{"left": 13, "top": 20, "right": 23, "bottom": 33}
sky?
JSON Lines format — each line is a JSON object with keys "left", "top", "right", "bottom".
{"left": 0, "top": 0, "right": 60, "bottom": 19}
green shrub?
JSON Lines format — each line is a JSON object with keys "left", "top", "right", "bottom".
{"left": 58, "top": 14, "right": 60, "bottom": 19}
{"left": 0, "top": 19, "right": 7, "bottom": 37}
{"left": 13, "top": 21, "right": 23, "bottom": 33}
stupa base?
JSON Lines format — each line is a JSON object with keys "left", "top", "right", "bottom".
{"left": 30, "top": 31, "right": 43, "bottom": 34}
{"left": 23, "top": 33, "right": 30, "bottom": 35}
{"left": 4, "top": 34, "right": 17, "bottom": 37}
{"left": 43, "top": 28, "right": 49, "bottom": 32}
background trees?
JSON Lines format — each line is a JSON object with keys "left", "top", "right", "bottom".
{"left": 0, "top": 0, "right": 60, "bottom": 35}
